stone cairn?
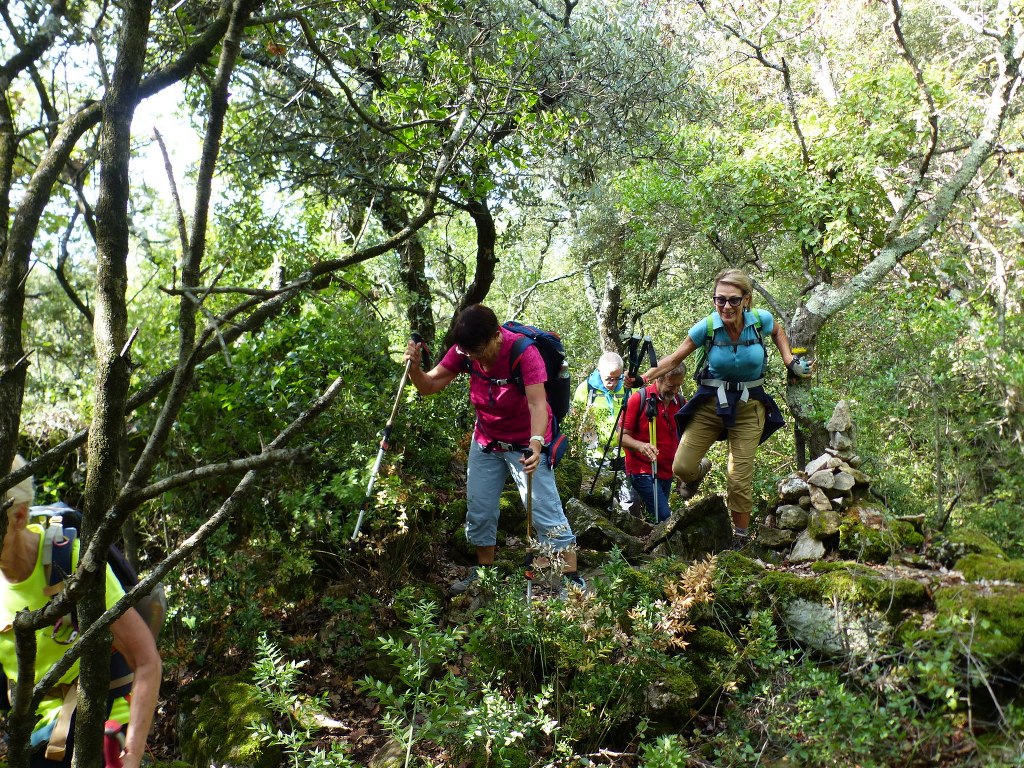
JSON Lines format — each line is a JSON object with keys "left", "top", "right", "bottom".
{"left": 758, "top": 400, "right": 873, "bottom": 563}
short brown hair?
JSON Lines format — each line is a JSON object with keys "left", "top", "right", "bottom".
{"left": 451, "top": 304, "right": 500, "bottom": 352}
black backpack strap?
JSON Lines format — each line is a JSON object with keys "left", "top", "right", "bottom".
{"left": 630, "top": 388, "right": 649, "bottom": 435}
{"left": 43, "top": 518, "right": 136, "bottom": 700}
{"left": 506, "top": 334, "right": 534, "bottom": 392}
{"left": 465, "top": 334, "right": 532, "bottom": 392}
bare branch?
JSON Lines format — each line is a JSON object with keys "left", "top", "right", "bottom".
{"left": 54, "top": 208, "right": 95, "bottom": 325}
{"left": 152, "top": 128, "right": 190, "bottom": 255}
{"left": 508, "top": 270, "right": 582, "bottom": 320}
{"left": 932, "top": 0, "right": 1001, "bottom": 37}
{"left": 884, "top": 0, "right": 940, "bottom": 239}
{"left": 27, "top": 378, "right": 343, "bottom": 710}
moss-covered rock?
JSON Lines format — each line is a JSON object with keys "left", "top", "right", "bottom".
{"left": 838, "top": 518, "right": 902, "bottom": 563}
{"left": 807, "top": 509, "right": 842, "bottom": 539}
{"left": 889, "top": 519, "right": 924, "bottom": 549}
{"left": 497, "top": 489, "right": 526, "bottom": 535}
{"left": 810, "top": 562, "right": 929, "bottom": 618}
{"left": 644, "top": 661, "right": 699, "bottom": 725}
{"left": 710, "top": 551, "right": 766, "bottom": 611}
{"left": 565, "top": 499, "right": 644, "bottom": 559}
{"left": 819, "top": 569, "right": 933, "bottom": 622}
{"left": 932, "top": 583, "right": 1024, "bottom": 661}
{"left": 955, "top": 554, "right": 1024, "bottom": 583}
{"left": 758, "top": 571, "right": 823, "bottom": 604}
{"left": 176, "top": 675, "right": 281, "bottom": 768}
{"left": 555, "top": 455, "right": 584, "bottom": 504}
{"left": 782, "top": 598, "right": 888, "bottom": 657}
{"left": 689, "top": 625, "right": 739, "bottom": 657}
{"left": 927, "top": 528, "right": 1007, "bottom": 568}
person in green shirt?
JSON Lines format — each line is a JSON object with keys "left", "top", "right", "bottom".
{"left": 1, "top": 456, "right": 161, "bottom": 768}
{"left": 571, "top": 352, "right": 636, "bottom": 510}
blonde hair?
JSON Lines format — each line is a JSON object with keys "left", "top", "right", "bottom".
{"left": 714, "top": 268, "right": 754, "bottom": 310}
{"left": 6, "top": 455, "right": 35, "bottom": 508}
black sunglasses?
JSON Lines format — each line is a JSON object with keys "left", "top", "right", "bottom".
{"left": 713, "top": 295, "right": 745, "bottom": 308}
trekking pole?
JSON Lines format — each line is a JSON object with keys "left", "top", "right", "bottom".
{"left": 647, "top": 395, "right": 659, "bottom": 522}
{"left": 587, "top": 404, "right": 627, "bottom": 496}
{"left": 351, "top": 332, "right": 429, "bottom": 542}
{"left": 587, "top": 336, "right": 641, "bottom": 496}
{"left": 524, "top": 454, "right": 534, "bottom": 605}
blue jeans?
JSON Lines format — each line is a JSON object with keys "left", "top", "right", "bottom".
{"left": 466, "top": 440, "right": 576, "bottom": 551}
{"left": 629, "top": 474, "right": 673, "bottom": 522}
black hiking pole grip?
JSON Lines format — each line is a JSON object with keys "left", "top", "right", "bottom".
{"left": 351, "top": 332, "right": 426, "bottom": 543}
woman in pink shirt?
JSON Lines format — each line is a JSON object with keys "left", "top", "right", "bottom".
{"left": 405, "top": 305, "right": 582, "bottom": 595}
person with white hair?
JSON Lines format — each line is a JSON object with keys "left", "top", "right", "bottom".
{"left": 0, "top": 455, "right": 161, "bottom": 768}
{"left": 571, "top": 351, "right": 638, "bottom": 510}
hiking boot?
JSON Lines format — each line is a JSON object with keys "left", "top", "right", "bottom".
{"left": 727, "top": 533, "right": 751, "bottom": 551}
{"left": 450, "top": 566, "right": 480, "bottom": 595}
{"left": 679, "top": 458, "right": 712, "bottom": 501}
{"left": 559, "top": 572, "right": 588, "bottom": 599}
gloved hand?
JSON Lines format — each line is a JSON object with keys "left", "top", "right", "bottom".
{"left": 787, "top": 356, "right": 812, "bottom": 379}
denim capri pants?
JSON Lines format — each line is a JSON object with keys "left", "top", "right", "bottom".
{"left": 465, "top": 440, "right": 576, "bottom": 551}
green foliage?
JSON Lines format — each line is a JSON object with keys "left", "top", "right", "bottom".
{"left": 249, "top": 635, "right": 357, "bottom": 768}
{"left": 462, "top": 553, "right": 718, "bottom": 749}
{"left": 357, "top": 600, "right": 470, "bottom": 758}
{"left": 702, "top": 614, "right": 967, "bottom": 767}
{"left": 639, "top": 734, "right": 691, "bottom": 768}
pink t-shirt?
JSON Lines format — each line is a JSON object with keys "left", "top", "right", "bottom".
{"left": 439, "top": 325, "right": 552, "bottom": 447}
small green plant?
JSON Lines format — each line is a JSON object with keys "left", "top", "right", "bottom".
{"left": 639, "top": 734, "right": 691, "bottom": 768}
{"left": 357, "top": 600, "right": 469, "bottom": 766}
{"left": 460, "top": 683, "right": 558, "bottom": 768}
{"left": 249, "top": 634, "right": 354, "bottom": 768}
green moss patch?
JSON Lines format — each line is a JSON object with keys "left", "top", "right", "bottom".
{"left": 808, "top": 561, "right": 929, "bottom": 617}
{"left": 928, "top": 528, "right": 1007, "bottom": 568}
{"left": 758, "top": 571, "right": 823, "bottom": 604}
{"left": 933, "top": 584, "right": 1024, "bottom": 661}
{"left": 838, "top": 518, "right": 922, "bottom": 564}
{"left": 955, "top": 554, "right": 1024, "bottom": 583}
{"left": 176, "top": 675, "right": 281, "bottom": 768}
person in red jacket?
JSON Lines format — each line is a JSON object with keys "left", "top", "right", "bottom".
{"left": 620, "top": 364, "right": 692, "bottom": 522}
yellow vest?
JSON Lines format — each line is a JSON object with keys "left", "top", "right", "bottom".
{"left": 0, "top": 525, "right": 130, "bottom": 737}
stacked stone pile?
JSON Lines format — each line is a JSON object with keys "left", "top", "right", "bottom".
{"left": 759, "top": 401, "right": 877, "bottom": 563}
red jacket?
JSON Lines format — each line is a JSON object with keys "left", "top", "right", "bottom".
{"left": 623, "top": 385, "right": 684, "bottom": 480}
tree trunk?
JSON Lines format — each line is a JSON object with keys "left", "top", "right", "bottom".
{"left": 379, "top": 194, "right": 437, "bottom": 345}
{"left": 78, "top": 0, "right": 153, "bottom": 764}
{"left": 582, "top": 264, "right": 624, "bottom": 355}
{"left": 443, "top": 198, "right": 497, "bottom": 344}
{"left": 784, "top": 303, "right": 829, "bottom": 459}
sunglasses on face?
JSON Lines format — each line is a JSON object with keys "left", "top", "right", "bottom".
{"left": 713, "top": 295, "right": 745, "bottom": 308}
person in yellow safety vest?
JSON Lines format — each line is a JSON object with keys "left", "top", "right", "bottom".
{"left": 0, "top": 455, "right": 161, "bottom": 768}
{"left": 571, "top": 352, "right": 637, "bottom": 511}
